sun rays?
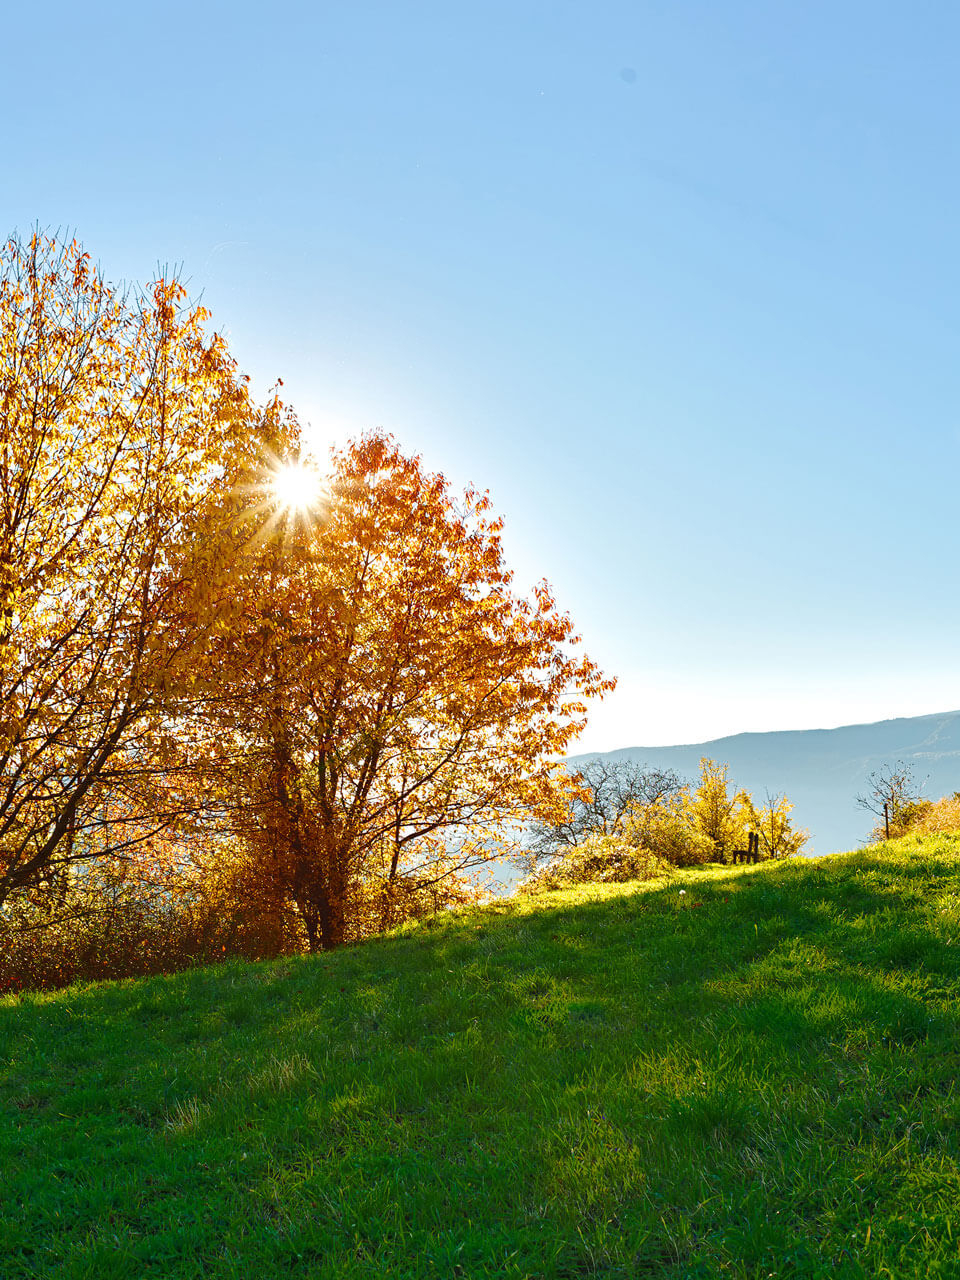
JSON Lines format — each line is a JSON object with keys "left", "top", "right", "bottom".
{"left": 270, "top": 461, "right": 323, "bottom": 513}
{"left": 236, "top": 450, "right": 329, "bottom": 554}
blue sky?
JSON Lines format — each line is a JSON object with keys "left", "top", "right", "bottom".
{"left": 6, "top": 2, "right": 960, "bottom": 749}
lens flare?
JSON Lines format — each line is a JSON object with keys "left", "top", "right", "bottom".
{"left": 271, "top": 462, "right": 321, "bottom": 511}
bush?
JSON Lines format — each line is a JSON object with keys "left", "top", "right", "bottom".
{"left": 0, "top": 851, "right": 294, "bottom": 996}
{"left": 0, "top": 843, "right": 486, "bottom": 995}
{"left": 909, "top": 794, "right": 960, "bottom": 837}
{"left": 518, "top": 833, "right": 669, "bottom": 894}
{"left": 625, "top": 795, "right": 716, "bottom": 867}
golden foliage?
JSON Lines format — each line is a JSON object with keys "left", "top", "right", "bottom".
{"left": 911, "top": 793, "right": 960, "bottom": 834}
{"left": 518, "top": 832, "right": 667, "bottom": 893}
{"left": 893, "top": 793, "right": 960, "bottom": 839}
{"left": 0, "top": 230, "right": 612, "bottom": 982}
{"left": 203, "top": 431, "right": 614, "bottom": 950}
{"left": 0, "top": 230, "right": 258, "bottom": 912}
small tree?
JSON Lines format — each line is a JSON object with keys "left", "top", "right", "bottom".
{"left": 746, "top": 790, "right": 809, "bottom": 859}
{"left": 625, "top": 790, "right": 715, "bottom": 867}
{"left": 685, "top": 758, "right": 750, "bottom": 861}
{"left": 856, "top": 761, "right": 930, "bottom": 841}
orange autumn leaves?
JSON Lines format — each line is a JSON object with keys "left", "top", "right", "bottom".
{"left": 0, "top": 230, "right": 255, "bottom": 914}
{"left": 0, "top": 230, "right": 613, "bottom": 960}
{"left": 203, "top": 432, "right": 615, "bottom": 950}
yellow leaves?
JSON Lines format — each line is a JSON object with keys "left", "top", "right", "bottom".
{"left": 2, "top": 233, "right": 611, "bottom": 956}
{"left": 0, "top": 229, "right": 266, "bottom": 909}
{"left": 70, "top": 248, "right": 91, "bottom": 290}
{"left": 912, "top": 793, "right": 960, "bottom": 836}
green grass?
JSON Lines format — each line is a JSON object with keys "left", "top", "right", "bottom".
{"left": 4, "top": 836, "right": 960, "bottom": 1278}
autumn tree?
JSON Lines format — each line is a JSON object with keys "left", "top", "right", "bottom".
{"left": 745, "top": 790, "right": 809, "bottom": 859}
{"left": 681, "top": 761, "right": 807, "bottom": 861}
{"left": 0, "top": 230, "right": 259, "bottom": 913}
{"left": 901, "top": 791, "right": 960, "bottom": 838}
{"left": 856, "top": 761, "right": 930, "bottom": 841}
{"left": 684, "top": 758, "right": 750, "bottom": 861}
{"left": 207, "top": 432, "right": 614, "bottom": 951}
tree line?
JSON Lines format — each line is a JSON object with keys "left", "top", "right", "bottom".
{"left": 520, "top": 756, "right": 807, "bottom": 892}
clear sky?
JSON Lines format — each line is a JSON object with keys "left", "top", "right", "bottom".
{"left": 6, "top": 2, "right": 960, "bottom": 751}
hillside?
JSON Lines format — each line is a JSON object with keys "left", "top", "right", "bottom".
{"left": 4, "top": 838, "right": 960, "bottom": 1278}
{"left": 571, "top": 708, "right": 960, "bottom": 855}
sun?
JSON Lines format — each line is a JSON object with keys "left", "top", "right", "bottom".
{"left": 270, "top": 461, "right": 323, "bottom": 512}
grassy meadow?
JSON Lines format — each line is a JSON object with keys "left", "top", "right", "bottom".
{"left": 3, "top": 836, "right": 960, "bottom": 1278}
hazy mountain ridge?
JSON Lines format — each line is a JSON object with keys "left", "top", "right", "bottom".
{"left": 570, "top": 710, "right": 960, "bottom": 855}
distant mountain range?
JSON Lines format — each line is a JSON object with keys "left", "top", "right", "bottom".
{"left": 569, "top": 710, "right": 960, "bottom": 855}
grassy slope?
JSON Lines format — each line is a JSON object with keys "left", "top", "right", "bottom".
{"left": 3, "top": 838, "right": 960, "bottom": 1280}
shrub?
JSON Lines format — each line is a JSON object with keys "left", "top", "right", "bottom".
{"left": 518, "top": 833, "right": 668, "bottom": 894}
{"left": 625, "top": 794, "right": 716, "bottom": 867}
{"left": 0, "top": 839, "right": 487, "bottom": 995}
{"left": 910, "top": 794, "right": 960, "bottom": 837}
{"left": 0, "top": 849, "right": 295, "bottom": 996}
